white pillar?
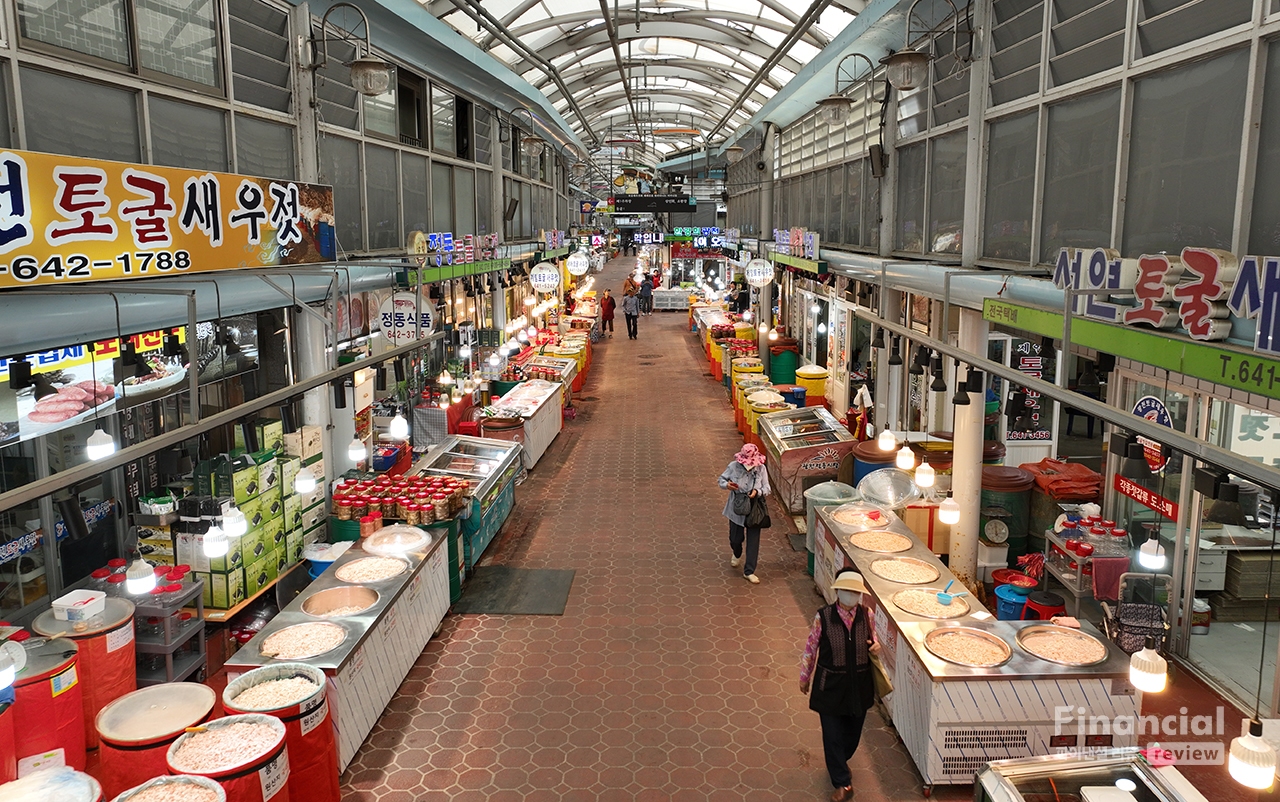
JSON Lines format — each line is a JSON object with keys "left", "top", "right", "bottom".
{"left": 295, "top": 311, "right": 334, "bottom": 487}
{"left": 758, "top": 123, "right": 777, "bottom": 373}
{"left": 949, "top": 308, "right": 990, "bottom": 588}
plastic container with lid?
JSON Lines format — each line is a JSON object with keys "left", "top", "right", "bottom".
{"left": 15, "top": 637, "right": 86, "bottom": 771}
{"left": 105, "top": 574, "right": 127, "bottom": 596}
{"left": 95, "top": 683, "right": 217, "bottom": 799}
{"left": 90, "top": 568, "right": 111, "bottom": 592}
{"left": 363, "top": 524, "right": 432, "bottom": 556}
{"left": 107, "top": 559, "right": 127, "bottom": 575}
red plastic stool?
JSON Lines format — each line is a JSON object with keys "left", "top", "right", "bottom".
{"left": 1021, "top": 591, "right": 1066, "bottom": 620}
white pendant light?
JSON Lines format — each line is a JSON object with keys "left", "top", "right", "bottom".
{"left": 758, "top": 322, "right": 768, "bottom": 333}
{"left": 348, "top": 437, "right": 367, "bottom": 462}
{"left": 877, "top": 428, "right": 896, "bottom": 452}
{"left": 0, "top": 647, "right": 15, "bottom": 691}
{"left": 86, "top": 427, "right": 116, "bottom": 460}
{"left": 294, "top": 465, "right": 317, "bottom": 495}
{"left": 222, "top": 508, "right": 248, "bottom": 539}
{"left": 1230, "top": 719, "right": 1277, "bottom": 789}
{"left": 938, "top": 496, "right": 960, "bottom": 525}
{"left": 389, "top": 413, "right": 409, "bottom": 440}
{"left": 742, "top": 310, "right": 752, "bottom": 322}
{"left": 817, "top": 322, "right": 827, "bottom": 334}
{"left": 202, "top": 524, "right": 228, "bottom": 558}
{"left": 125, "top": 558, "right": 157, "bottom": 595}
{"left": 915, "top": 461, "right": 935, "bottom": 489}
{"left": 1129, "top": 637, "right": 1168, "bottom": 693}
{"left": 768, "top": 328, "right": 779, "bottom": 342}
{"left": 438, "top": 369, "right": 453, "bottom": 385}
{"left": 459, "top": 345, "right": 472, "bottom": 359}
{"left": 517, "top": 329, "right": 529, "bottom": 343}
{"left": 896, "top": 444, "right": 915, "bottom": 470}
{"left": 1138, "top": 532, "right": 1166, "bottom": 570}
{"left": 489, "top": 353, "right": 501, "bottom": 367}
{"left": 438, "top": 396, "right": 450, "bottom": 409}
{"left": 527, "top": 326, "right": 538, "bottom": 338}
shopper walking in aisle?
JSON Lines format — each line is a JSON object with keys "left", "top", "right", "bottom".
{"left": 638, "top": 271, "right": 653, "bottom": 316}
{"left": 600, "top": 288, "right": 616, "bottom": 338}
{"left": 717, "top": 442, "right": 771, "bottom": 583}
{"left": 622, "top": 289, "right": 640, "bottom": 340}
{"left": 799, "top": 569, "right": 880, "bottom": 802}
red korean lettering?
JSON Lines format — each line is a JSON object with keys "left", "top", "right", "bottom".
{"left": 119, "top": 168, "right": 175, "bottom": 248}
{"left": 45, "top": 167, "right": 117, "bottom": 244}
{"left": 1125, "top": 254, "right": 1178, "bottom": 327}
{"left": 1172, "top": 247, "right": 1235, "bottom": 340}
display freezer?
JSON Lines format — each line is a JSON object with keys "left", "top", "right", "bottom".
{"left": 813, "top": 506, "right": 1141, "bottom": 794}
{"left": 527, "top": 355, "right": 579, "bottom": 396}
{"left": 226, "top": 536, "right": 452, "bottom": 772}
{"left": 413, "top": 435, "right": 522, "bottom": 570}
{"left": 759, "top": 407, "right": 857, "bottom": 513}
{"left": 491, "top": 379, "right": 563, "bottom": 468}
{"left": 975, "top": 749, "right": 1209, "bottom": 802}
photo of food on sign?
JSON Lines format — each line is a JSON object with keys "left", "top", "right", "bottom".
{"left": 11, "top": 360, "right": 116, "bottom": 443}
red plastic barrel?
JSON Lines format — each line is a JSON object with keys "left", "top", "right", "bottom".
{"left": 166, "top": 714, "right": 290, "bottom": 802}
{"left": 96, "top": 683, "right": 217, "bottom": 799}
{"left": 14, "top": 637, "right": 86, "bottom": 772}
{"left": 32, "top": 597, "right": 137, "bottom": 750}
{"left": 224, "top": 664, "right": 338, "bottom": 802}
{"left": 0, "top": 701, "right": 16, "bottom": 782}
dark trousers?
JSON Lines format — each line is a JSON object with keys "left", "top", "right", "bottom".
{"left": 625, "top": 314, "right": 638, "bottom": 338}
{"left": 728, "top": 521, "right": 760, "bottom": 576}
{"left": 640, "top": 296, "right": 652, "bottom": 314}
{"left": 819, "top": 711, "right": 867, "bottom": 788}
{"left": 602, "top": 317, "right": 614, "bottom": 333}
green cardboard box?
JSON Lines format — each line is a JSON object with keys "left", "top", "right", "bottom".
{"left": 301, "top": 503, "right": 327, "bottom": 532}
{"left": 256, "top": 455, "right": 279, "bottom": 494}
{"left": 279, "top": 456, "right": 301, "bottom": 499}
{"left": 215, "top": 456, "right": 260, "bottom": 504}
{"left": 261, "top": 514, "right": 286, "bottom": 549}
{"left": 238, "top": 494, "right": 264, "bottom": 530}
{"left": 176, "top": 531, "right": 242, "bottom": 573}
{"left": 243, "top": 554, "right": 276, "bottom": 596}
{"left": 194, "top": 457, "right": 223, "bottom": 497}
{"left": 284, "top": 493, "right": 302, "bottom": 532}
{"left": 259, "top": 483, "right": 284, "bottom": 521}
{"left": 272, "top": 546, "right": 289, "bottom": 576}
{"left": 234, "top": 419, "right": 285, "bottom": 454}
{"left": 239, "top": 526, "right": 270, "bottom": 563}
{"left": 198, "top": 569, "right": 245, "bottom": 609}
{"left": 285, "top": 529, "right": 303, "bottom": 564}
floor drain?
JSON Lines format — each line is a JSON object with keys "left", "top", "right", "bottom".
{"left": 639, "top": 361, "right": 655, "bottom": 366}
{"left": 639, "top": 354, "right": 664, "bottom": 359}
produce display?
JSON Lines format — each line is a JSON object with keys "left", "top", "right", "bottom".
{"left": 231, "top": 676, "right": 320, "bottom": 710}
{"left": 169, "top": 722, "right": 279, "bottom": 772}
{"left": 870, "top": 557, "right": 939, "bottom": 584}
{"left": 924, "top": 629, "right": 1012, "bottom": 668}
{"left": 260, "top": 622, "right": 345, "bottom": 659}
{"left": 1017, "top": 626, "right": 1108, "bottom": 666}
{"left": 335, "top": 557, "right": 408, "bottom": 583}
{"left": 893, "top": 589, "right": 969, "bottom": 618}
{"left": 848, "top": 531, "right": 912, "bottom": 553}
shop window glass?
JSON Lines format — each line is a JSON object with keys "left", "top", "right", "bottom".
{"left": 18, "top": 0, "right": 131, "bottom": 66}
{"left": 844, "top": 160, "right": 863, "bottom": 245}
{"left": 1250, "top": 44, "right": 1280, "bottom": 255}
{"left": 864, "top": 161, "right": 881, "bottom": 251}
{"left": 228, "top": 0, "right": 291, "bottom": 113}
{"left": 520, "top": 182, "right": 532, "bottom": 238}
{"left": 0, "top": 438, "right": 45, "bottom": 617}
{"left": 235, "top": 115, "right": 295, "bottom": 180}
{"left": 23, "top": 69, "right": 138, "bottom": 162}
{"left": 454, "top": 167, "right": 475, "bottom": 236}
{"left": 812, "top": 170, "right": 828, "bottom": 240}
{"left": 432, "top": 163, "right": 453, "bottom": 233}
{"left": 150, "top": 97, "right": 227, "bottom": 172}
{"left": 364, "top": 73, "right": 398, "bottom": 139}
{"left": 827, "top": 166, "right": 843, "bottom": 244}
{"left": 983, "top": 111, "right": 1037, "bottom": 262}
{"left": 432, "top": 87, "right": 456, "bottom": 156}
{"left": 475, "top": 107, "right": 492, "bottom": 165}
{"left": 314, "top": 37, "right": 359, "bottom": 130}
{"left": 365, "top": 144, "right": 399, "bottom": 250}
{"left": 1123, "top": 49, "right": 1248, "bottom": 256}
{"left": 928, "top": 130, "right": 966, "bottom": 255}
{"left": 320, "top": 135, "right": 362, "bottom": 251}
{"left": 476, "top": 170, "right": 492, "bottom": 236}
{"left": 1041, "top": 88, "right": 1120, "bottom": 262}
{"left": 403, "top": 152, "right": 428, "bottom": 236}
{"left": 896, "top": 143, "right": 926, "bottom": 252}
{"left": 136, "top": 0, "right": 219, "bottom": 86}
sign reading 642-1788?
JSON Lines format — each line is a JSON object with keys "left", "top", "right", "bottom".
{"left": 0, "top": 148, "right": 335, "bottom": 288}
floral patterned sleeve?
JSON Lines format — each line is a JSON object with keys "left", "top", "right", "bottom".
{"left": 799, "top": 612, "right": 823, "bottom": 684}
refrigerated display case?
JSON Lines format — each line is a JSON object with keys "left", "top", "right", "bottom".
{"left": 414, "top": 435, "right": 523, "bottom": 570}
{"left": 527, "top": 356, "right": 579, "bottom": 402}
{"left": 975, "top": 749, "right": 1209, "bottom": 802}
{"left": 759, "top": 407, "right": 857, "bottom": 513}
{"left": 491, "top": 379, "right": 563, "bottom": 468}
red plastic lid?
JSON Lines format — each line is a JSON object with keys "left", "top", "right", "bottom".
{"left": 91, "top": 568, "right": 110, "bottom": 579}
{"left": 149, "top": 587, "right": 165, "bottom": 596}
{"left": 153, "top": 566, "right": 170, "bottom": 577}
{"left": 146, "top": 617, "right": 160, "bottom": 624}
{"left": 1090, "top": 526, "right": 1107, "bottom": 535}
{"left": 107, "top": 574, "right": 126, "bottom": 584}
{"left": 180, "top": 612, "right": 193, "bottom": 622}
{"left": 108, "top": 558, "right": 127, "bottom": 568}
{"left": 1112, "top": 528, "right": 1128, "bottom": 537}
{"left": 9, "top": 630, "right": 29, "bottom": 642}
{"left": 1062, "top": 520, "right": 1078, "bottom": 529}
{"left": 1101, "top": 520, "right": 1116, "bottom": 528}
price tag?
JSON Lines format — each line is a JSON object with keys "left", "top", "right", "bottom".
{"left": 106, "top": 623, "right": 134, "bottom": 652}
{"left": 258, "top": 750, "right": 290, "bottom": 801}
{"left": 300, "top": 695, "right": 329, "bottom": 736}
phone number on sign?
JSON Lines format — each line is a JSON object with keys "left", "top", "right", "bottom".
{"left": 0, "top": 251, "right": 192, "bottom": 282}
{"left": 1218, "top": 353, "right": 1280, "bottom": 393}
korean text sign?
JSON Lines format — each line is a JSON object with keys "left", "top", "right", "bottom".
{"left": 0, "top": 148, "right": 335, "bottom": 288}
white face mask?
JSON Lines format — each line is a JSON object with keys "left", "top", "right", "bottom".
{"left": 836, "top": 590, "right": 861, "bottom": 607}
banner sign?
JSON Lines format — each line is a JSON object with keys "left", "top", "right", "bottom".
{"left": 1132, "top": 395, "right": 1173, "bottom": 473}
{"left": 1114, "top": 473, "right": 1179, "bottom": 520}
{"left": 0, "top": 148, "right": 333, "bottom": 288}
{"left": 671, "top": 242, "right": 725, "bottom": 260}
{"left": 613, "top": 195, "right": 695, "bottom": 213}
{"left": 772, "top": 227, "right": 820, "bottom": 260}
{"left": 1006, "top": 338, "right": 1055, "bottom": 441}
{"left": 378, "top": 292, "right": 435, "bottom": 344}
{"left": 744, "top": 258, "right": 774, "bottom": 288}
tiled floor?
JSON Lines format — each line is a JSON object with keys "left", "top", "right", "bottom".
{"left": 338, "top": 257, "right": 964, "bottom": 801}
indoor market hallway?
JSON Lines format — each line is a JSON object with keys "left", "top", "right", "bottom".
{"left": 340, "top": 256, "right": 965, "bottom": 802}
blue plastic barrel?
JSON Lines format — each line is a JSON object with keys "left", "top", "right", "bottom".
{"left": 995, "top": 584, "right": 1028, "bottom": 620}
{"left": 852, "top": 441, "right": 894, "bottom": 484}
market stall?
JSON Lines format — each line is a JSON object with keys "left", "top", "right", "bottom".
{"left": 758, "top": 407, "right": 856, "bottom": 514}
{"left": 490, "top": 379, "right": 563, "bottom": 468}
{"left": 976, "top": 749, "right": 1210, "bottom": 802}
{"left": 526, "top": 355, "right": 579, "bottom": 405}
{"left": 411, "top": 436, "right": 522, "bottom": 571}
{"left": 812, "top": 504, "right": 1139, "bottom": 795}
{"left": 226, "top": 526, "right": 452, "bottom": 773}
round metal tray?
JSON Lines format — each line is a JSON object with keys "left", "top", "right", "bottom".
{"left": 334, "top": 556, "right": 410, "bottom": 584}
{"left": 1015, "top": 624, "right": 1109, "bottom": 666}
{"left": 892, "top": 588, "right": 970, "bottom": 618}
{"left": 259, "top": 622, "right": 347, "bottom": 660}
{"left": 830, "top": 504, "right": 894, "bottom": 532}
{"left": 301, "top": 586, "right": 379, "bottom": 617}
{"left": 847, "top": 530, "right": 912, "bottom": 553}
{"left": 869, "top": 556, "right": 940, "bottom": 585}
{"left": 924, "top": 626, "right": 1012, "bottom": 668}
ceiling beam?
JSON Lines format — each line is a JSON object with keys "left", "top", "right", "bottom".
{"left": 508, "top": 24, "right": 805, "bottom": 73}
{"left": 596, "top": 0, "right": 642, "bottom": 135}
{"left": 502, "top": 10, "right": 829, "bottom": 51}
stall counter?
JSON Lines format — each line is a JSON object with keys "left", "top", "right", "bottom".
{"left": 492, "top": 379, "right": 563, "bottom": 468}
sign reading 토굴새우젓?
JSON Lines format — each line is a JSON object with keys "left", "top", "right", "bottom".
{"left": 0, "top": 149, "right": 335, "bottom": 288}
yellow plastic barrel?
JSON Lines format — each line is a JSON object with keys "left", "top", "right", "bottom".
{"left": 795, "top": 364, "right": 829, "bottom": 401}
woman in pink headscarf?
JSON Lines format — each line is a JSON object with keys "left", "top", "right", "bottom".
{"left": 718, "top": 442, "right": 772, "bottom": 584}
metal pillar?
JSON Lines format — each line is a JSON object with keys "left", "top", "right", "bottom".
{"left": 882, "top": 290, "right": 904, "bottom": 430}
{"left": 758, "top": 123, "right": 777, "bottom": 374}
{"left": 949, "top": 308, "right": 989, "bottom": 588}
{"left": 295, "top": 311, "right": 334, "bottom": 486}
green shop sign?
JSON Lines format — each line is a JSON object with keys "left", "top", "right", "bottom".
{"left": 770, "top": 250, "right": 827, "bottom": 276}
{"left": 984, "top": 299, "right": 1280, "bottom": 400}
{"left": 407, "top": 259, "right": 513, "bottom": 286}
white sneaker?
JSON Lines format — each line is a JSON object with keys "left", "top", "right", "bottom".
{"left": 744, "top": 573, "right": 760, "bottom": 584}
{"left": 730, "top": 555, "right": 742, "bottom": 568}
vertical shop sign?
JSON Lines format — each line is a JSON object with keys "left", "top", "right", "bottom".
{"left": 1007, "top": 338, "right": 1055, "bottom": 441}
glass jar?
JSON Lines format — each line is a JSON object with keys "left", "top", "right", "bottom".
{"left": 404, "top": 504, "right": 421, "bottom": 526}
{"left": 432, "top": 492, "right": 451, "bottom": 518}
{"left": 105, "top": 574, "right": 127, "bottom": 596}
{"left": 421, "top": 503, "right": 436, "bottom": 524}
{"left": 334, "top": 496, "right": 353, "bottom": 520}
{"left": 359, "top": 515, "right": 376, "bottom": 538}
{"left": 107, "top": 558, "right": 127, "bottom": 575}
{"left": 90, "top": 568, "right": 110, "bottom": 592}
{"left": 138, "top": 653, "right": 163, "bottom": 674}
{"left": 351, "top": 497, "right": 369, "bottom": 519}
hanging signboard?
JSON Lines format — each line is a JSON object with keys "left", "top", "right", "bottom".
{"left": 1114, "top": 474, "right": 1179, "bottom": 520}
{"left": 0, "top": 148, "right": 334, "bottom": 288}
{"left": 1132, "top": 395, "right": 1173, "bottom": 473}
{"left": 744, "top": 258, "right": 774, "bottom": 288}
{"left": 1006, "top": 338, "right": 1055, "bottom": 441}
{"left": 529, "top": 261, "right": 560, "bottom": 293}
{"left": 566, "top": 251, "right": 590, "bottom": 276}
{"left": 613, "top": 195, "right": 695, "bottom": 213}
{"left": 378, "top": 292, "right": 435, "bottom": 344}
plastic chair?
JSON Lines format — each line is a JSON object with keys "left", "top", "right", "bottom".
{"left": 1021, "top": 590, "right": 1067, "bottom": 620}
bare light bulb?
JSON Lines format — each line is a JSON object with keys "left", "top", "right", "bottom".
{"left": 202, "top": 524, "right": 228, "bottom": 558}
{"left": 877, "top": 428, "right": 896, "bottom": 452}
{"left": 938, "top": 497, "right": 960, "bottom": 525}
{"left": 86, "top": 427, "right": 116, "bottom": 460}
{"left": 915, "top": 462, "right": 935, "bottom": 488}
{"left": 222, "top": 508, "right": 247, "bottom": 539}
{"left": 389, "top": 413, "right": 409, "bottom": 440}
{"left": 489, "top": 353, "right": 501, "bottom": 367}
{"left": 294, "top": 466, "right": 317, "bottom": 495}
{"left": 126, "top": 558, "right": 157, "bottom": 594}
{"left": 348, "top": 437, "right": 367, "bottom": 462}
{"left": 768, "top": 328, "right": 779, "bottom": 341}
{"left": 1129, "top": 642, "right": 1168, "bottom": 693}
{"left": 896, "top": 444, "right": 915, "bottom": 470}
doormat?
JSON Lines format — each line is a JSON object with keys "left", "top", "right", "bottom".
{"left": 788, "top": 534, "right": 806, "bottom": 553}
{"left": 454, "top": 567, "right": 576, "bottom": 615}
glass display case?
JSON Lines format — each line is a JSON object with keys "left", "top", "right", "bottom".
{"left": 416, "top": 434, "right": 522, "bottom": 569}
{"left": 491, "top": 379, "right": 563, "bottom": 468}
{"left": 758, "top": 407, "right": 857, "bottom": 513}
{"left": 975, "top": 750, "right": 1209, "bottom": 802}
{"left": 527, "top": 356, "right": 578, "bottom": 387}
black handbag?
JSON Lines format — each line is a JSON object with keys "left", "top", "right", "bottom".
{"left": 745, "top": 495, "right": 772, "bottom": 529}
{"left": 731, "top": 491, "right": 752, "bottom": 517}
